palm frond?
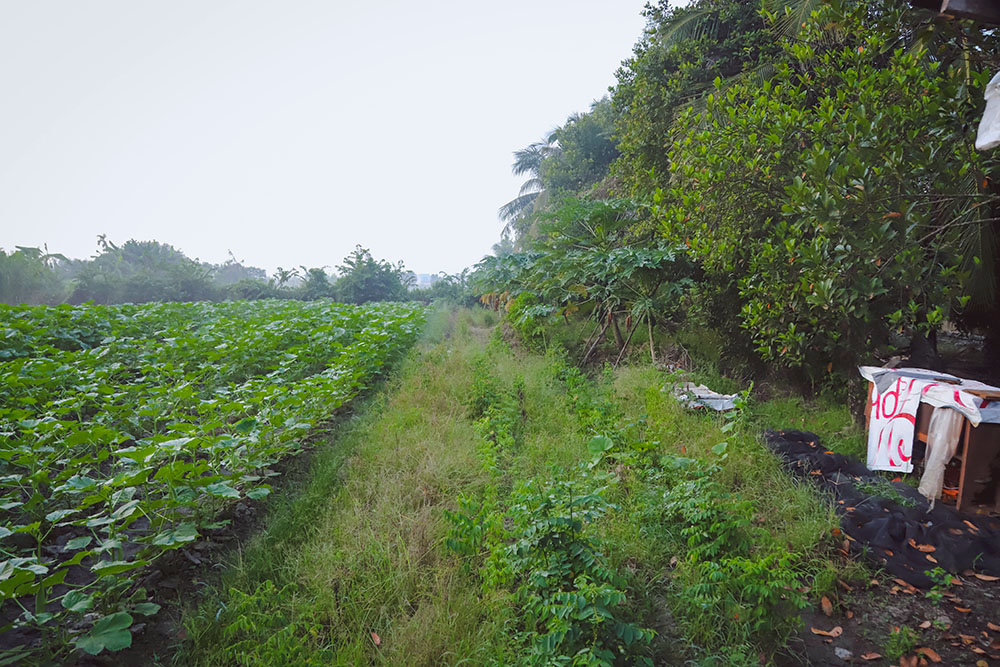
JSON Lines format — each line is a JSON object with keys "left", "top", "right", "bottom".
{"left": 763, "top": 0, "right": 823, "bottom": 40}
{"left": 498, "top": 192, "right": 540, "bottom": 223}
{"left": 655, "top": 8, "right": 720, "bottom": 48}
{"left": 518, "top": 178, "right": 544, "bottom": 197}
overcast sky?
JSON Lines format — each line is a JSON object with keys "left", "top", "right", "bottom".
{"left": 0, "top": 1, "right": 649, "bottom": 276}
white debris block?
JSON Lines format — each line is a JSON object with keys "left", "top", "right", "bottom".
{"left": 669, "top": 381, "right": 738, "bottom": 412}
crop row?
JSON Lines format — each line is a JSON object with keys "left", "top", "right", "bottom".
{"left": 0, "top": 300, "right": 424, "bottom": 661}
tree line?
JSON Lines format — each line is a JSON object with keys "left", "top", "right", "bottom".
{"left": 475, "top": 0, "right": 1000, "bottom": 388}
{"left": 0, "top": 239, "right": 470, "bottom": 306}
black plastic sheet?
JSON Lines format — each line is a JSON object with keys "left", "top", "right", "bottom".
{"left": 764, "top": 429, "right": 1000, "bottom": 588}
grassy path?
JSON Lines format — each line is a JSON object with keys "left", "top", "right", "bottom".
{"left": 174, "top": 307, "right": 863, "bottom": 666}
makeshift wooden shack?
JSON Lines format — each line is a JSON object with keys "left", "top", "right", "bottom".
{"left": 863, "top": 367, "right": 1000, "bottom": 511}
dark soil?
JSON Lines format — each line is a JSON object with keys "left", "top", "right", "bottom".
{"left": 784, "top": 572, "right": 1000, "bottom": 665}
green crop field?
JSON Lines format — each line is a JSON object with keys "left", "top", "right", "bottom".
{"left": 0, "top": 300, "right": 424, "bottom": 662}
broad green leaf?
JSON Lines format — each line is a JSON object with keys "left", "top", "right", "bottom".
{"left": 204, "top": 483, "right": 240, "bottom": 499}
{"left": 133, "top": 602, "right": 160, "bottom": 616}
{"left": 245, "top": 487, "right": 270, "bottom": 500}
{"left": 587, "top": 435, "right": 614, "bottom": 457}
{"left": 64, "top": 535, "right": 94, "bottom": 551}
{"left": 61, "top": 589, "right": 95, "bottom": 613}
{"left": 75, "top": 612, "right": 132, "bottom": 654}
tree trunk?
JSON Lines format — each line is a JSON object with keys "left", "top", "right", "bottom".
{"left": 910, "top": 329, "right": 941, "bottom": 369}
{"left": 582, "top": 320, "right": 611, "bottom": 366}
{"left": 611, "top": 313, "right": 625, "bottom": 348}
{"left": 647, "top": 313, "right": 656, "bottom": 365}
{"left": 614, "top": 319, "right": 641, "bottom": 368}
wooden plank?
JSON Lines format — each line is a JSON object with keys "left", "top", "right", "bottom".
{"left": 965, "top": 388, "right": 1000, "bottom": 399}
{"left": 864, "top": 381, "right": 873, "bottom": 427}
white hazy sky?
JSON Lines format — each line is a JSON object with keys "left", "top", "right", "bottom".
{"left": 0, "top": 1, "right": 649, "bottom": 276}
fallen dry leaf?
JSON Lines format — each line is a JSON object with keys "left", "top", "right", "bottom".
{"left": 839, "top": 579, "right": 854, "bottom": 592}
{"left": 916, "top": 647, "right": 942, "bottom": 663}
{"left": 370, "top": 632, "right": 381, "bottom": 646}
{"left": 972, "top": 646, "right": 987, "bottom": 654}
{"left": 977, "top": 660, "right": 989, "bottom": 667}
{"left": 847, "top": 610, "right": 855, "bottom": 619}
{"left": 810, "top": 625, "right": 844, "bottom": 638}
{"left": 989, "top": 621, "right": 1000, "bottom": 632}
{"left": 919, "top": 620, "right": 932, "bottom": 629}
{"left": 821, "top": 596, "right": 833, "bottom": 617}
{"left": 860, "top": 652, "right": 881, "bottom": 661}
{"left": 955, "top": 607, "right": 972, "bottom": 613}
{"left": 926, "top": 554, "right": 938, "bottom": 563}
{"left": 908, "top": 539, "right": 936, "bottom": 553}
{"left": 961, "top": 634, "right": 977, "bottom": 644}
{"left": 899, "top": 654, "right": 918, "bottom": 667}
{"left": 964, "top": 520, "right": 980, "bottom": 532}
{"left": 974, "top": 573, "right": 1000, "bottom": 582}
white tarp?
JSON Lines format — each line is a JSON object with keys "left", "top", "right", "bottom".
{"left": 863, "top": 373, "right": 927, "bottom": 473}
{"left": 670, "top": 381, "right": 738, "bottom": 411}
{"left": 976, "top": 72, "right": 1000, "bottom": 151}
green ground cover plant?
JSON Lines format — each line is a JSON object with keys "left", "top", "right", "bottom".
{"left": 0, "top": 299, "right": 424, "bottom": 663}
{"left": 167, "top": 308, "right": 869, "bottom": 665}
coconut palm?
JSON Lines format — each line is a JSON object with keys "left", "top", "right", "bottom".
{"left": 498, "top": 132, "right": 560, "bottom": 241}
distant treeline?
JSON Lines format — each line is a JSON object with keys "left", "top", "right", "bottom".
{"left": 0, "top": 239, "right": 474, "bottom": 306}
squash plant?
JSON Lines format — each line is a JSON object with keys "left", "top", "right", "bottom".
{"left": 0, "top": 299, "right": 424, "bottom": 661}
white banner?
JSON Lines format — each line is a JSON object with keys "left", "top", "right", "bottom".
{"left": 867, "top": 376, "right": 929, "bottom": 473}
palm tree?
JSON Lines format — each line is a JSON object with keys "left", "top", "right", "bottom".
{"left": 498, "top": 132, "right": 560, "bottom": 241}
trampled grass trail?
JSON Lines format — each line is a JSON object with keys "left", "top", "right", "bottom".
{"left": 175, "top": 307, "right": 862, "bottom": 666}
{"left": 177, "top": 308, "right": 516, "bottom": 665}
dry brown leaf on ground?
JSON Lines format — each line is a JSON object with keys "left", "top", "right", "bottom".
{"left": 919, "top": 620, "right": 932, "bottom": 629}
{"left": 974, "top": 573, "right": 1000, "bottom": 582}
{"left": 988, "top": 621, "right": 1000, "bottom": 632}
{"left": 370, "top": 632, "right": 381, "bottom": 646}
{"left": 821, "top": 596, "right": 833, "bottom": 616}
{"left": 908, "top": 539, "right": 936, "bottom": 553}
{"left": 810, "top": 625, "right": 843, "bottom": 637}
{"left": 916, "top": 647, "right": 942, "bottom": 663}
{"left": 860, "top": 652, "right": 881, "bottom": 660}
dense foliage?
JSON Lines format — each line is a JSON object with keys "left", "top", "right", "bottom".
{"left": 482, "top": 0, "right": 1000, "bottom": 384}
{"left": 0, "top": 300, "right": 424, "bottom": 662}
{"left": 662, "top": 3, "right": 999, "bottom": 376}
{"left": 477, "top": 199, "right": 694, "bottom": 360}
